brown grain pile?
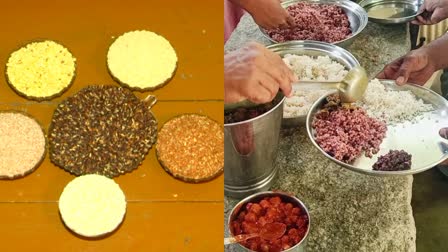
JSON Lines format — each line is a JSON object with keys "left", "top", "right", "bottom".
{"left": 373, "top": 150, "right": 412, "bottom": 171}
{"left": 49, "top": 86, "right": 157, "bottom": 177}
{"left": 156, "top": 114, "right": 224, "bottom": 183}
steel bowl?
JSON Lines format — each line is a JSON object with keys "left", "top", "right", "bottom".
{"left": 267, "top": 41, "right": 360, "bottom": 128}
{"left": 260, "top": 0, "right": 368, "bottom": 48}
{"left": 359, "top": 0, "right": 422, "bottom": 24}
{"left": 228, "top": 191, "right": 311, "bottom": 252}
{"left": 306, "top": 80, "right": 448, "bottom": 176}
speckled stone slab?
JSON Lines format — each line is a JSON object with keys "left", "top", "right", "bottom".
{"left": 224, "top": 14, "right": 416, "bottom": 252}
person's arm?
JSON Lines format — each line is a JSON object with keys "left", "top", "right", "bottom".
{"left": 228, "top": 0, "right": 294, "bottom": 29}
{"left": 377, "top": 33, "right": 448, "bottom": 85}
{"left": 412, "top": 0, "right": 448, "bottom": 25}
{"left": 422, "top": 33, "right": 448, "bottom": 70}
{"left": 225, "top": 42, "right": 296, "bottom": 103}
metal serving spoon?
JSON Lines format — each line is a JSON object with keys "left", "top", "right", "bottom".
{"left": 293, "top": 66, "right": 368, "bottom": 103}
{"left": 224, "top": 222, "right": 287, "bottom": 245}
{"left": 224, "top": 66, "right": 368, "bottom": 110}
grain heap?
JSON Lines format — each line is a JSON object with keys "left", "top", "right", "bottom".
{"left": 0, "top": 112, "right": 46, "bottom": 178}
{"left": 59, "top": 174, "right": 126, "bottom": 237}
{"left": 357, "top": 79, "right": 433, "bottom": 124}
{"left": 6, "top": 40, "right": 76, "bottom": 100}
{"left": 49, "top": 86, "right": 157, "bottom": 177}
{"left": 107, "top": 30, "right": 177, "bottom": 91}
{"left": 282, "top": 54, "right": 347, "bottom": 118}
{"left": 156, "top": 114, "right": 224, "bottom": 183}
{"left": 312, "top": 96, "right": 387, "bottom": 164}
{"left": 267, "top": 3, "right": 351, "bottom": 43}
{"left": 373, "top": 150, "right": 412, "bottom": 171}
{"left": 283, "top": 55, "right": 348, "bottom": 82}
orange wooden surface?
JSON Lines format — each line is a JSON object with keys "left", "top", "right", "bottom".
{"left": 0, "top": 202, "right": 223, "bottom": 251}
{"left": 0, "top": 0, "right": 223, "bottom": 251}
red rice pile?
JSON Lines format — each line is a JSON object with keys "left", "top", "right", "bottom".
{"left": 312, "top": 104, "right": 387, "bottom": 164}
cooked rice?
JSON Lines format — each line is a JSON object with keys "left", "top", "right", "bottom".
{"left": 282, "top": 54, "right": 348, "bottom": 118}
{"left": 357, "top": 79, "right": 433, "bottom": 124}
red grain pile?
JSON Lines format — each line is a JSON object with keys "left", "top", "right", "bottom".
{"left": 267, "top": 3, "right": 351, "bottom": 43}
{"left": 312, "top": 103, "right": 387, "bottom": 164}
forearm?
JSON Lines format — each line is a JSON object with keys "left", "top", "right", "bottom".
{"left": 224, "top": 51, "right": 241, "bottom": 103}
{"left": 423, "top": 33, "right": 448, "bottom": 70}
{"left": 228, "top": 0, "right": 253, "bottom": 13}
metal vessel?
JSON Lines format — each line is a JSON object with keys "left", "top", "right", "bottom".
{"left": 359, "top": 0, "right": 422, "bottom": 24}
{"left": 306, "top": 80, "right": 448, "bottom": 176}
{"left": 259, "top": 0, "right": 368, "bottom": 48}
{"left": 228, "top": 191, "right": 311, "bottom": 252}
{"left": 224, "top": 93, "right": 285, "bottom": 198}
{"left": 267, "top": 41, "right": 360, "bottom": 127}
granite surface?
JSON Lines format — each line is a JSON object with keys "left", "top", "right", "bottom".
{"left": 224, "top": 14, "right": 416, "bottom": 252}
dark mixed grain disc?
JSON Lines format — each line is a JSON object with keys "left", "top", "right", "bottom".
{"left": 49, "top": 85, "right": 157, "bottom": 177}
{"left": 156, "top": 114, "right": 224, "bottom": 183}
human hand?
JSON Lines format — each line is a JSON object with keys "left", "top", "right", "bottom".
{"left": 377, "top": 48, "right": 437, "bottom": 85}
{"left": 224, "top": 42, "right": 297, "bottom": 103}
{"left": 412, "top": 0, "right": 448, "bottom": 25}
{"left": 240, "top": 0, "right": 295, "bottom": 29}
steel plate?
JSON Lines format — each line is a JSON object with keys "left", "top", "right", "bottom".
{"left": 306, "top": 80, "right": 448, "bottom": 176}
{"left": 259, "top": 0, "right": 368, "bottom": 48}
{"left": 359, "top": 0, "right": 422, "bottom": 24}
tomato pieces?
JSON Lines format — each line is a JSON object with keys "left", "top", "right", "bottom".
{"left": 230, "top": 196, "right": 309, "bottom": 252}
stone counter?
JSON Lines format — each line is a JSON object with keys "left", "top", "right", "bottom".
{"left": 224, "top": 14, "right": 416, "bottom": 252}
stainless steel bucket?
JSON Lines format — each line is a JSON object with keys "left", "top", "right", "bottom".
{"left": 224, "top": 93, "right": 285, "bottom": 199}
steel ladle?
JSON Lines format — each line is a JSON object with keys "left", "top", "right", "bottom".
{"left": 224, "top": 66, "right": 368, "bottom": 110}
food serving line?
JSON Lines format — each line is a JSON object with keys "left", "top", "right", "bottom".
{"left": 224, "top": 0, "right": 425, "bottom": 251}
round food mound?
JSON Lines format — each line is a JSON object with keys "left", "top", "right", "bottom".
{"left": 231, "top": 196, "right": 309, "bottom": 251}
{"left": 282, "top": 54, "right": 348, "bottom": 118}
{"left": 267, "top": 3, "right": 351, "bottom": 43}
{"left": 357, "top": 79, "right": 434, "bottom": 124}
{"left": 156, "top": 114, "right": 224, "bottom": 183}
{"left": 49, "top": 86, "right": 158, "bottom": 177}
{"left": 373, "top": 150, "right": 412, "bottom": 171}
{"left": 6, "top": 40, "right": 76, "bottom": 100}
{"left": 312, "top": 96, "right": 387, "bottom": 164}
{"left": 107, "top": 30, "right": 177, "bottom": 91}
{"left": 0, "top": 112, "right": 46, "bottom": 178}
{"left": 59, "top": 174, "right": 126, "bottom": 237}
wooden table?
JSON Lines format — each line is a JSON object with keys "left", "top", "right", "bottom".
{"left": 0, "top": 0, "right": 223, "bottom": 251}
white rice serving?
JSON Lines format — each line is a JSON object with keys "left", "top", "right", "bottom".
{"left": 357, "top": 79, "right": 434, "bottom": 124}
{"left": 282, "top": 54, "right": 348, "bottom": 118}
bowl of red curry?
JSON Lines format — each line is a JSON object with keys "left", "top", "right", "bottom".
{"left": 228, "top": 191, "right": 310, "bottom": 252}
{"left": 259, "top": 0, "right": 368, "bottom": 48}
